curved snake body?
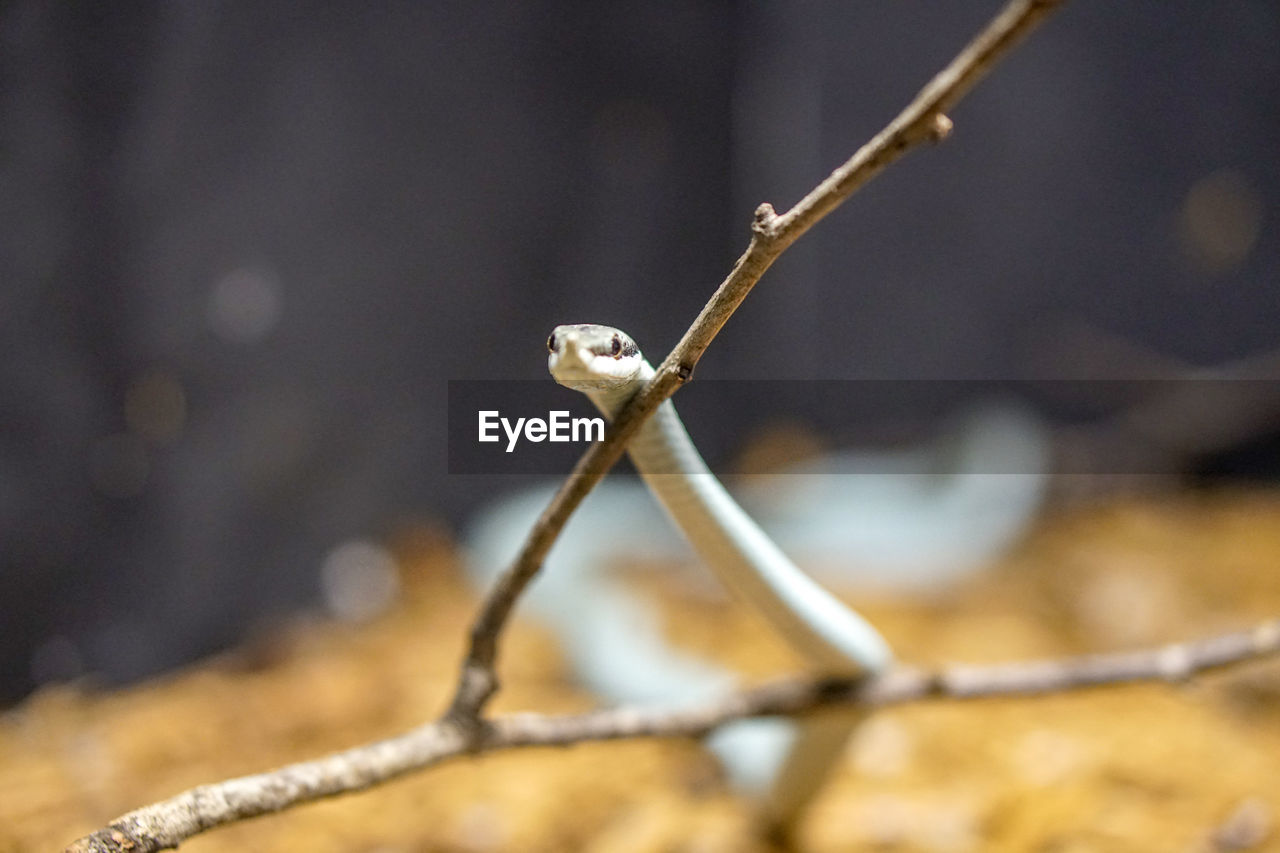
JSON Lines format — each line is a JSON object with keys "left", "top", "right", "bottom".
{"left": 545, "top": 324, "right": 895, "bottom": 823}
{"left": 465, "top": 324, "right": 1048, "bottom": 820}
{"left": 549, "top": 325, "right": 891, "bottom": 674}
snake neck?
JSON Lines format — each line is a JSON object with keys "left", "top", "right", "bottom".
{"left": 577, "top": 358, "right": 891, "bottom": 674}
{"left": 582, "top": 359, "right": 657, "bottom": 419}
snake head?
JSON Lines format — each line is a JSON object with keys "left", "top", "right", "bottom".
{"left": 547, "top": 324, "right": 642, "bottom": 390}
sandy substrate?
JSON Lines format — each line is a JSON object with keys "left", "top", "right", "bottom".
{"left": 6, "top": 491, "right": 1280, "bottom": 851}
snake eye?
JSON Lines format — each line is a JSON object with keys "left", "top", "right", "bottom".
{"left": 547, "top": 333, "right": 557, "bottom": 353}
{"left": 610, "top": 335, "right": 622, "bottom": 357}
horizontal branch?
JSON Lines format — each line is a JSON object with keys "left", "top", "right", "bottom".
{"left": 68, "top": 618, "right": 1280, "bottom": 853}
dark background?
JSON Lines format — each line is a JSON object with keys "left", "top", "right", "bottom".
{"left": 2, "top": 1, "right": 1277, "bottom": 705}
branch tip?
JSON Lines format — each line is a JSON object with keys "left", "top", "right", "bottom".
{"left": 752, "top": 203, "right": 778, "bottom": 235}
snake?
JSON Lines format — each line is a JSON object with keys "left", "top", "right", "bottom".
{"left": 546, "top": 323, "right": 894, "bottom": 824}
{"left": 464, "top": 324, "right": 1046, "bottom": 822}
{"left": 547, "top": 324, "right": 893, "bottom": 674}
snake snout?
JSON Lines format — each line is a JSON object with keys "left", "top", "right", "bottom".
{"left": 560, "top": 337, "right": 595, "bottom": 370}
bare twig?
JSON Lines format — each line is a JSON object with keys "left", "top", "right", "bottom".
{"left": 67, "top": 619, "right": 1280, "bottom": 852}
{"left": 68, "top": 2, "right": 1074, "bottom": 849}
{"left": 451, "top": 0, "right": 1066, "bottom": 720}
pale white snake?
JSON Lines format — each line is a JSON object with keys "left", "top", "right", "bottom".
{"left": 464, "top": 323, "right": 1048, "bottom": 823}
{"left": 546, "top": 324, "right": 893, "bottom": 673}
{"left": 546, "top": 323, "right": 894, "bottom": 825}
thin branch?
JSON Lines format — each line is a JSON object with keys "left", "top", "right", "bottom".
{"left": 68, "top": 2, "right": 1073, "bottom": 849}
{"left": 67, "top": 619, "right": 1280, "bottom": 853}
{"left": 451, "top": 0, "right": 1067, "bottom": 720}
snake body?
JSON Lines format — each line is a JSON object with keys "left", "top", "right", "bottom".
{"left": 546, "top": 324, "right": 895, "bottom": 825}
{"left": 465, "top": 324, "right": 1046, "bottom": 823}
{"left": 547, "top": 324, "right": 892, "bottom": 674}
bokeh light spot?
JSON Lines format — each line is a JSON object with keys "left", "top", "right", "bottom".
{"left": 1180, "top": 169, "right": 1264, "bottom": 275}
{"left": 319, "top": 540, "right": 401, "bottom": 623}
{"left": 208, "top": 267, "right": 282, "bottom": 343}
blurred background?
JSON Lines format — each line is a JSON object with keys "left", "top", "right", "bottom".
{"left": 1, "top": 0, "right": 1277, "bottom": 707}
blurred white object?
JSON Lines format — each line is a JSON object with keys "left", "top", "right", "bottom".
{"left": 320, "top": 539, "right": 401, "bottom": 623}
{"left": 463, "top": 399, "right": 1048, "bottom": 790}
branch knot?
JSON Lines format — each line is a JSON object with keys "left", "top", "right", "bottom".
{"left": 751, "top": 203, "right": 778, "bottom": 236}
{"left": 929, "top": 113, "right": 954, "bottom": 142}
